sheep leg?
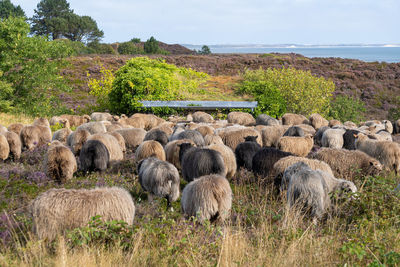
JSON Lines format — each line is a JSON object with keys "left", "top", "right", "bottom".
{"left": 166, "top": 197, "right": 174, "bottom": 212}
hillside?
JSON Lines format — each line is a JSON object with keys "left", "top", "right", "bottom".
{"left": 63, "top": 54, "right": 400, "bottom": 119}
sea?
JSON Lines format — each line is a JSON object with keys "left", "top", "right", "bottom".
{"left": 182, "top": 45, "right": 400, "bottom": 63}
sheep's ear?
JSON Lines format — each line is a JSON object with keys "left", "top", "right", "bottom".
{"left": 353, "top": 134, "right": 358, "bottom": 138}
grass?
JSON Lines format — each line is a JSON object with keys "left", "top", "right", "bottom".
{"left": 0, "top": 113, "right": 35, "bottom": 127}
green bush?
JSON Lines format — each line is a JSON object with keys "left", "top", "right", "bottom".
{"left": 117, "top": 41, "right": 144, "bottom": 55}
{"left": 329, "top": 95, "right": 366, "bottom": 123}
{"left": 87, "top": 41, "right": 116, "bottom": 54}
{"left": 108, "top": 57, "right": 208, "bottom": 115}
{"left": 236, "top": 67, "right": 335, "bottom": 117}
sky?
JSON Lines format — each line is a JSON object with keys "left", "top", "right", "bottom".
{"left": 12, "top": 0, "right": 400, "bottom": 45}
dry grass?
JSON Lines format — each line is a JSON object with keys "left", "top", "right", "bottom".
{"left": 0, "top": 113, "right": 35, "bottom": 127}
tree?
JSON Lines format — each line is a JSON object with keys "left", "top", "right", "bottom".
{"left": 0, "top": 0, "right": 25, "bottom": 19}
{"left": 130, "top": 37, "right": 140, "bottom": 43}
{"left": 144, "top": 36, "right": 159, "bottom": 54}
{"left": 199, "top": 45, "right": 211, "bottom": 55}
{"left": 63, "top": 13, "right": 103, "bottom": 43}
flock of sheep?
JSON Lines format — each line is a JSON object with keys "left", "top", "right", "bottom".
{"left": 1, "top": 110, "right": 400, "bottom": 241}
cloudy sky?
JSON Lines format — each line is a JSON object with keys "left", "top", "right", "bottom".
{"left": 13, "top": 0, "right": 400, "bottom": 45}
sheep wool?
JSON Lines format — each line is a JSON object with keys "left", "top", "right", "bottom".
{"left": 0, "top": 134, "right": 10, "bottom": 160}
{"left": 135, "top": 140, "right": 166, "bottom": 162}
{"left": 43, "top": 142, "right": 77, "bottom": 183}
{"left": 278, "top": 135, "right": 313, "bottom": 157}
{"left": 208, "top": 143, "right": 237, "bottom": 179}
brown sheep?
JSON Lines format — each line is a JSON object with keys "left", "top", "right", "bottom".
{"left": 129, "top": 113, "right": 165, "bottom": 130}
{"left": 204, "top": 134, "right": 224, "bottom": 146}
{"left": 208, "top": 143, "right": 236, "bottom": 179}
{"left": 165, "top": 139, "right": 196, "bottom": 170}
{"left": 7, "top": 123, "right": 24, "bottom": 135}
{"left": 67, "top": 128, "right": 91, "bottom": 155}
{"left": 0, "top": 125, "right": 7, "bottom": 135}
{"left": 309, "top": 113, "right": 329, "bottom": 130}
{"left": 227, "top": 112, "right": 256, "bottom": 126}
{"left": 106, "top": 123, "right": 124, "bottom": 132}
{"left": 261, "top": 125, "right": 289, "bottom": 147}
{"left": 3, "top": 131, "right": 21, "bottom": 160}
{"left": 52, "top": 128, "right": 73, "bottom": 144}
{"left": 328, "top": 119, "right": 341, "bottom": 127}
{"left": 153, "top": 122, "right": 175, "bottom": 137}
{"left": 88, "top": 133, "right": 124, "bottom": 161}
{"left": 135, "top": 140, "right": 166, "bottom": 162}
{"left": 49, "top": 116, "right": 70, "bottom": 129}
{"left": 20, "top": 125, "right": 52, "bottom": 151}
{"left": 59, "top": 114, "right": 91, "bottom": 127}
{"left": 278, "top": 135, "right": 313, "bottom": 157}
{"left": 192, "top": 111, "right": 214, "bottom": 123}
{"left": 282, "top": 113, "right": 309, "bottom": 126}
{"left": 116, "top": 128, "right": 147, "bottom": 151}
{"left": 43, "top": 141, "right": 77, "bottom": 183}
{"left": 219, "top": 128, "right": 262, "bottom": 150}
{"left": 0, "top": 134, "right": 10, "bottom": 160}
{"left": 195, "top": 125, "right": 215, "bottom": 137}
{"left": 30, "top": 187, "right": 135, "bottom": 241}
{"left": 107, "top": 132, "right": 126, "bottom": 153}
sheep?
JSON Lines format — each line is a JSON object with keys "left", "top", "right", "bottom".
{"left": 261, "top": 125, "right": 288, "bottom": 147}
{"left": 0, "top": 134, "right": 10, "bottom": 161}
{"left": 343, "top": 121, "right": 357, "bottom": 128}
{"left": 87, "top": 134, "right": 123, "bottom": 161}
{"left": 135, "top": 140, "right": 166, "bottom": 162}
{"left": 181, "top": 174, "right": 232, "bottom": 223}
{"left": 106, "top": 123, "right": 124, "bottom": 132}
{"left": 195, "top": 125, "right": 214, "bottom": 137}
{"left": 321, "top": 128, "right": 346, "bottom": 149}
{"left": 116, "top": 128, "right": 146, "bottom": 151}
{"left": 164, "top": 139, "right": 196, "bottom": 170}
{"left": 219, "top": 128, "right": 262, "bottom": 150}
{"left": 169, "top": 125, "right": 185, "bottom": 141}
{"left": 309, "top": 113, "right": 329, "bottom": 130}
{"left": 355, "top": 133, "right": 400, "bottom": 174}
{"left": 174, "top": 129, "right": 205, "bottom": 147}
{"left": 20, "top": 125, "right": 52, "bottom": 151}
{"left": 314, "top": 126, "right": 329, "bottom": 146}
{"left": 204, "top": 134, "right": 224, "bottom": 146}
{"left": 1, "top": 131, "right": 21, "bottom": 160}
{"left": 328, "top": 119, "right": 341, "bottom": 127}
{"left": 227, "top": 111, "right": 256, "bottom": 126}
{"left": 256, "top": 114, "right": 280, "bottom": 126}
{"left": 208, "top": 143, "right": 237, "bottom": 179}
{"left": 90, "top": 112, "right": 116, "bottom": 122}
{"left": 283, "top": 126, "right": 305, "bottom": 137}
{"left": 373, "top": 130, "right": 393, "bottom": 142}
{"left": 393, "top": 119, "right": 400, "bottom": 134}
{"left": 252, "top": 147, "right": 293, "bottom": 177}
{"left": 79, "top": 139, "right": 110, "bottom": 172}
{"left": 282, "top": 113, "right": 309, "bottom": 126}
{"left": 278, "top": 135, "right": 314, "bottom": 157}
{"left": 49, "top": 116, "right": 70, "bottom": 129}
{"left": 310, "top": 148, "right": 383, "bottom": 180}
{"left": 43, "top": 141, "right": 77, "bottom": 183}
{"left": 0, "top": 125, "right": 7, "bottom": 135}
{"left": 107, "top": 132, "right": 126, "bottom": 153}
{"left": 30, "top": 187, "right": 135, "bottom": 241}
{"left": 7, "top": 123, "right": 24, "bottom": 135}
{"left": 297, "top": 124, "right": 316, "bottom": 136}
{"left": 59, "top": 114, "right": 91, "bottom": 127}
{"left": 153, "top": 122, "right": 174, "bottom": 137}
{"left": 76, "top": 121, "right": 107, "bottom": 135}
{"left": 137, "top": 157, "right": 180, "bottom": 209}
{"left": 33, "top": 117, "right": 50, "bottom": 128}
{"left": 179, "top": 143, "right": 226, "bottom": 182}
{"left": 52, "top": 128, "right": 73, "bottom": 145}
{"left": 192, "top": 111, "right": 214, "bottom": 123}
{"left": 234, "top": 135, "right": 262, "bottom": 170}
{"left": 144, "top": 129, "right": 169, "bottom": 146}
{"left": 342, "top": 129, "right": 360, "bottom": 150}
{"left": 67, "top": 128, "right": 91, "bottom": 155}
{"left": 128, "top": 113, "right": 165, "bottom": 130}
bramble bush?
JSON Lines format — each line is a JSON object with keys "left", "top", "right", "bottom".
{"left": 329, "top": 95, "right": 366, "bottom": 123}
{"left": 236, "top": 67, "right": 335, "bottom": 117}
{"left": 108, "top": 57, "right": 208, "bottom": 115}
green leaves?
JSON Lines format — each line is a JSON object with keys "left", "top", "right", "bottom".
{"left": 329, "top": 95, "right": 366, "bottom": 123}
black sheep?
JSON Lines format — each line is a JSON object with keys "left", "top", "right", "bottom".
{"left": 235, "top": 135, "right": 261, "bottom": 170}
{"left": 79, "top": 140, "right": 110, "bottom": 172}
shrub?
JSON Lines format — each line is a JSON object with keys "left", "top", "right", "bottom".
{"left": 236, "top": 67, "right": 335, "bottom": 117}
{"left": 117, "top": 42, "right": 144, "bottom": 55}
{"left": 108, "top": 57, "right": 208, "bottom": 115}
{"left": 87, "top": 41, "right": 116, "bottom": 54}
{"left": 329, "top": 95, "right": 366, "bottom": 123}
{"left": 87, "top": 64, "right": 115, "bottom": 110}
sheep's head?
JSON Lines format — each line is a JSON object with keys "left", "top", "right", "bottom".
{"left": 83, "top": 115, "right": 91, "bottom": 123}
{"left": 368, "top": 159, "right": 383, "bottom": 175}
{"left": 244, "top": 135, "right": 258, "bottom": 142}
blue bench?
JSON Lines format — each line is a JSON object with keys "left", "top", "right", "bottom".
{"left": 139, "top": 101, "right": 258, "bottom": 112}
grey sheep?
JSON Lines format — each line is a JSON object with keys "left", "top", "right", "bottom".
{"left": 30, "top": 187, "right": 135, "bottom": 241}
{"left": 179, "top": 143, "right": 226, "bottom": 182}
{"left": 76, "top": 121, "right": 107, "bottom": 135}
{"left": 256, "top": 114, "right": 280, "bottom": 126}
{"left": 227, "top": 111, "right": 256, "bottom": 126}
{"left": 261, "top": 125, "right": 289, "bottom": 147}
{"left": 43, "top": 141, "right": 77, "bottom": 183}
{"left": 116, "top": 128, "right": 146, "bottom": 151}
{"left": 52, "top": 128, "right": 73, "bottom": 144}
{"left": 175, "top": 129, "right": 205, "bottom": 147}
{"left": 310, "top": 147, "right": 383, "bottom": 180}
{"left": 144, "top": 128, "right": 169, "bottom": 146}
{"left": 181, "top": 174, "right": 232, "bottom": 223}
{"left": 137, "top": 157, "right": 180, "bottom": 209}
{"left": 283, "top": 126, "right": 305, "bottom": 137}
{"left": 321, "top": 128, "right": 346, "bottom": 149}
{"left": 67, "top": 128, "right": 91, "bottom": 155}
{"left": 192, "top": 111, "right": 214, "bottom": 123}
{"left": 79, "top": 139, "right": 110, "bottom": 172}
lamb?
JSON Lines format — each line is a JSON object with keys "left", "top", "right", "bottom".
{"left": 59, "top": 114, "right": 91, "bottom": 127}
{"left": 309, "top": 113, "right": 328, "bottom": 130}
{"left": 30, "top": 187, "right": 135, "bottom": 241}
{"left": 278, "top": 135, "right": 313, "bottom": 157}
{"left": 192, "top": 111, "right": 214, "bottom": 123}
{"left": 219, "top": 128, "right": 262, "bottom": 150}
{"left": 310, "top": 148, "right": 383, "bottom": 180}
{"left": 20, "top": 125, "right": 52, "bottom": 151}
{"left": 355, "top": 133, "right": 400, "bottom": 174}
{"left": 43, "top": 141, "right": 77, "bottom": 183}
{"left": 135, "top": 140, "right": 166, "bottom": 162}
{"left": 52, "top": 128, "right": 73, "bottom": 144}
{"left": 137, "top": 157, "right": 180, "bottom": 209}
{"left": 256, "top": 114, "right": 280, "bottom": 126}
{"left": 227, "top": 111, "right": 256, "bottom": 126}
{"left": 283, "top": 126, "right": 305, "bottom": 137}
{"left": 174, "top": 129, "right": 205, "bottom": 147}
{"left": 261, "top": 125, "right": 288, "bottom": 147}
{"left": 314, "top": 126, "right": 329, "bottom": 146}
{"left": 208, "top": 143, "right": 237, "bottom": 179}
{"left": 204, "top": 134, "right": 224, "bottom": 146}
{"left": 252, "top": 147, "right": 293, "bottom": 177}
{"left": 321, "top": 128, "right": 346, "bottom": 149}
{"left": 164, "top": 139, "right": 196, "bottom": 170}
{"left": 0, "top": 134, "right": 10, "bottom": 161}
{"left": 144, "top": 129, "right": 169, "bottom": 146}
{"left": 76, "top": 121, "right": 107, "bottom": 134}
{"left": 234, "top": 135, "right": 262, "bottom": 170}
{"left": 67, "top": 128, "right": 91, "bottom": 155}
{"left": 79, "top": 139, "right": 110, "bottom": 172}
{"left": 116, "top": 128, "right": 146, "bottom": 151}
{"left": 2, "top": 131, "right": 21, "bottom": 160}
{"left": 179, "top": 143, "right": 226, "bottom": 182}
{"left": 195, "top": 125, "right": 214, "bottom": 137}
{"left": 282, "top": 113, "right": 309, "bottom": 126}
{"left": 7, "top": 123, "right": 24, "bottom": 135}
{"left": 181, "top": 174, "right": 232, "bottom": 223}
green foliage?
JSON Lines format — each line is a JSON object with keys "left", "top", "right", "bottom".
{"left": 130, "top": 37, "right": 141, "bottom": 43}
{"left": 62, "top": 13, "right": 104, "bottom": 43}
{"left": 387, "top": 96, "right": 400, "bottom": 121}
{"left": 53, "top": 38, "right": 92, "bottom": 55}
{"left": 109, "top": 57, "right": 208, "bottom": 114}
{"left": 117, "top": 41, "right": 144, "bottom": 55}
{"left": 0, "top": 71, "right": 13, "bottom": 112}
{"left": 87, "top": 41, "right": 116, "bottom": 54}
{"left": 88, "top": 64, "right": 115, "bottom": 110}
{"left": 329, "top": 95, "right": 366, "bottom": 123}
{"left": 0, "top": 16, "right": 73, "bottom": 116}
{"left": 236, "top": 67, "right": 335, "bottom": 117}
{"left": 66, "top": 215, "right": 136, "bottom": 250}
{"left": 198, "top": 45, "right": 211, "bottom": 55}
{"left": 144, "top": 36, "right": 160, "bottom": 54}
{"left": 0, "top": 0, "right": 25, "bottom": 19}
